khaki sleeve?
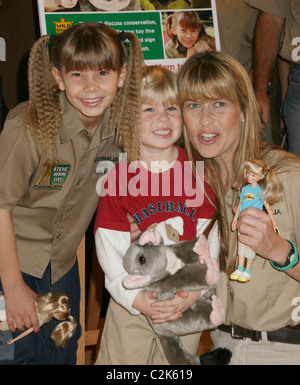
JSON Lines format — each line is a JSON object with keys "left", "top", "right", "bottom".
{"left": 287, "top": 172, "right": 300, "bottom": 245}
{"left": 245, "top": 0, "right": 289, "bottom": 19}
{"left": 0, "top": 106, "right": 41, "bottom": 209}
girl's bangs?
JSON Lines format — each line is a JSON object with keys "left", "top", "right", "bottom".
{"left": 62, "top": 36, "right": 120, "bottom": 72}
{"left": 179, "top": 12, "right": 201, "bottom": 29}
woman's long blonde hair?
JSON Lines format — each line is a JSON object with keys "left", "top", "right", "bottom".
{"left": 178, "top": 51, "right": 300, "bottom": 274}
{"left": 24, "top": 22, "right": 144, "bottom": 162}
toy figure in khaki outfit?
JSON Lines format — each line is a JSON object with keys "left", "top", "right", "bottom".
{"left": 0, "top": 22, "right": 144, "bottom": 364}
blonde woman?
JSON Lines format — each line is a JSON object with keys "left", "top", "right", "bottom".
{"left": 178, "top": 51, "right": 300, "bottom": 364}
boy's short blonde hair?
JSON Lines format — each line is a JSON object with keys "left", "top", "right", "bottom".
{"left": 141, "top": 66, "right": 178, "bottom": 107}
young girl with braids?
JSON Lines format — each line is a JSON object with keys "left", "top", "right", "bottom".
{"left": 0, "top": 21, "right": 144, "bottom": 364}
{"left": 230, "top": 159, "right": 283, "bottom": 282}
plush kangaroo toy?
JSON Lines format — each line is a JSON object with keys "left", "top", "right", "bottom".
{"left": 122, "top": 229, "right": 231, "bottom": 365}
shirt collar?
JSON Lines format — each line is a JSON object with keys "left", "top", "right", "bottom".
{"left": 58, "top": 92, "right": 112, "bottom": 144}
{"left": 174, "top": 39, "right": 188, "bottom": 56}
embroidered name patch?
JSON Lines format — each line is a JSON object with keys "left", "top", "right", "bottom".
{"left": 34, "top": 161, "right": 70, "bottom": 190}
{"left": 95, "top": 156, "right": 118, "bottom": 174}
{"left": 51, "top": 165, "right": 70, "bottom": 183}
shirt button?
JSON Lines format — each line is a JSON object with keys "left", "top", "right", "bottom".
{"left": 77, "top": 180, "right": 81, "bottom": 186}
{"left": 66, "top": 207, "right": 73, "bottom": 213}
{"left": 56, "top": 233, "right": 62, "bottom": 239}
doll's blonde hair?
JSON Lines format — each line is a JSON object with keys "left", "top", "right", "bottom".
{"left": 36, "top": 293, "right": 77, "bottom": 347}
{"left": 233, "top": 159, "right": 283, "bottom": 205}
{"left": 24, "top": 22, "right": 144, "bottom": 163}
{"left": 0, "top": 293, "right": 77, "bottom": 347}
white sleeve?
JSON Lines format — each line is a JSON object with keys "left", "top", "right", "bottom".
{"left": 196, "top": 218, "right": 220, "bottom": 261}
{"left": 95, "top": 227, "right": 141, "bottom": 315}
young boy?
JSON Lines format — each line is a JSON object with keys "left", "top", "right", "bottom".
{"left": 94, "top": 66, "right": 219, "bottom": 364}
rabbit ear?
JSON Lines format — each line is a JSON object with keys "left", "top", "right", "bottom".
{"left": 123, "top": 274, "right": 152, "bottom": 289}
{"left": 138, "top": 229, "right": 162, "bottom": 246}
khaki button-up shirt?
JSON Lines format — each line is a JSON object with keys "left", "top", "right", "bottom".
{"left": 0, "top": 93, "right": 120, "bottom": 283}
{"left": 216, "top": 0, "right": 259, "bottom": 72}
{"left": 246, "top": 0, "right": 300, "bottom": 63}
